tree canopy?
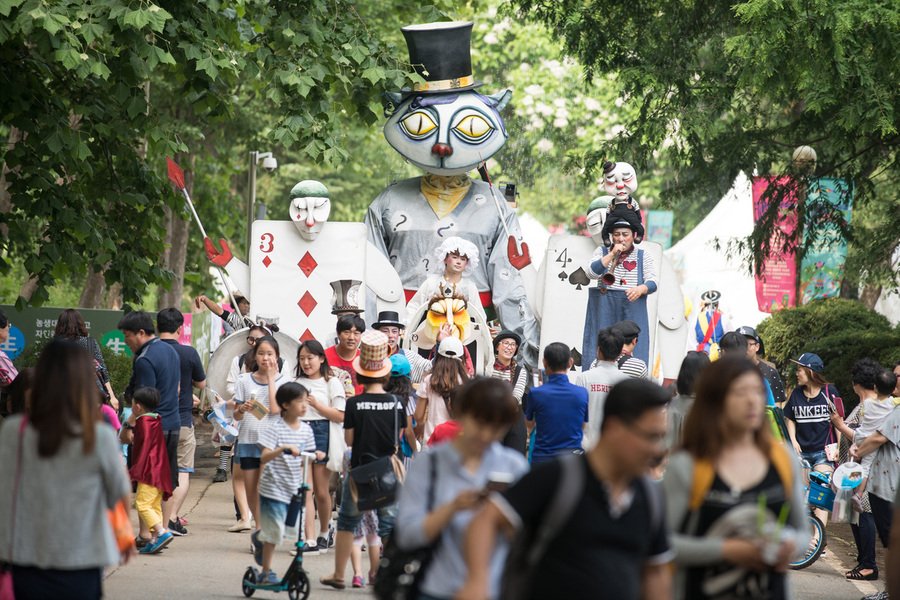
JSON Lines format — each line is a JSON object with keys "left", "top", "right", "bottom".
{"left": 0, "top": 0, "right": 443, "bottom": 308}
{"left": 509, "top": 0, "right": 900, "bottom": 302}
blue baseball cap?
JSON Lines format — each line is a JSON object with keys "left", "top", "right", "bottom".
{"left": 791, "top": 352, "right": 824, "bottom": 374}
{"left": 390, "top": 353, "right": 411, "bottom": 377}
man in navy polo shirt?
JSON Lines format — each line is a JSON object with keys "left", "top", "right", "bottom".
{"left": 157, "top": 308, "right": 207, "bottom": 535}
{"left": 119, "top": 310, "right": 181, "bottom": 543}
{"left": 525, "top": 342, "right": 589, "bottom": 465}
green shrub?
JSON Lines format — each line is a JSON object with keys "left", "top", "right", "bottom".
{"left": 12, "top": 338, "right": 133, "bottom": 402}
{"left": 757, "top": 298, "right": 900, "bottom": 412}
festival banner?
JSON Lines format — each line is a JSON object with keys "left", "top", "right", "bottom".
{"left": 645, "top": 210, "right": 674, "bottom": 249}
{"left": 799, "top": 178, "right": 853, "bottom": 305}
{"left": 752, "top": 177, "right": 799, "bottom": 312}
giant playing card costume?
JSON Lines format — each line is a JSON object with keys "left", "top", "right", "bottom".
{"left": 365, "top": 21, "right": 540, "bottom": 366}
{"left": 203, "top": 180, "right": 404, "bottom": 342}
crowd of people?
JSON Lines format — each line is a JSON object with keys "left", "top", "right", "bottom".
{"left": 1, "top": 289, "right": 900, "bottom": 600}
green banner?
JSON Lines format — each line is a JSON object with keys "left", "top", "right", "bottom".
{"left": 799, "top": 178, "right": 853, "bottom": 305}
{"left": 0, "top": 305, "right": 126, "bottom": 359}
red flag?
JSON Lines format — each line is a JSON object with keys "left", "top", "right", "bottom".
{"left": 166, "top": 155, "right": 185, "bottom": 190}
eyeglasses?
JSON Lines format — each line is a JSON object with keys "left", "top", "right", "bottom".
{"left": 247, "top": 336, "right": 264, "bottom": 344}
{"left": 625, "top": 423, "right": 666, "bottom": 446}
{"left": 497, "top": 340, "right": 517, "bottom": 348}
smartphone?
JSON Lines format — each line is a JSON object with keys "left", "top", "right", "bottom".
{"left": 484, "top": 472, "right": 514, "bottom": 495}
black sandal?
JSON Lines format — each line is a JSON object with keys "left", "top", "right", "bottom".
{"left": 846, "top": 567, "right": 878, "bottom": 580}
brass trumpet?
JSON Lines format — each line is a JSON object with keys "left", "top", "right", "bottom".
{"left": 602, "top": 250, "right": 625, "bottom": 285}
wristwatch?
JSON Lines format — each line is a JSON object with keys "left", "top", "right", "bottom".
{"left": 123, "top": 422, "right": 135, "bottom": 430}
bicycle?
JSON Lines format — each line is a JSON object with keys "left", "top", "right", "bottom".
{"left": 789, "top": 462, "right": 833, "bottom": 570}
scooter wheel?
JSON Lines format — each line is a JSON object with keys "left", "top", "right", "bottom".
{"left": 242, "top": 567, "right": 257, "bottom": 597}
{"left": 288, "top": 571, "right": 310, "bottom": 600}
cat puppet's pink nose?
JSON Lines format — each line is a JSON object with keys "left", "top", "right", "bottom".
{"left": 431, "top": 143, "right": 453, "bottom": 157}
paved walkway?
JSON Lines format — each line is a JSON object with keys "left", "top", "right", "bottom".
{"left": 103, "top": 422, "right": 368, "bottom": 600}
{"left": 102, "top": 420, "right": 887, "bottom": 600}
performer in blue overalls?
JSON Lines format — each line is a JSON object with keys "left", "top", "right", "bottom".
{"left": 582, "top": 218, "right": 658, "bottom": 369}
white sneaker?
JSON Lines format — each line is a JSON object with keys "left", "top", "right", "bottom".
{"left": 228, "top": 519, "right": 252, "bottom": 532}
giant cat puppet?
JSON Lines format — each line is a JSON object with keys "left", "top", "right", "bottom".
{"left": 365, "top": 21, "right": 540, "bottom": 366}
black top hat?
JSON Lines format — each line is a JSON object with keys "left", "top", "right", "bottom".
{"left": 372, "top": 311, "right": 405, "bottom": 330}
{"left": 401, "top": 21, "right": 483, "bottom": 94}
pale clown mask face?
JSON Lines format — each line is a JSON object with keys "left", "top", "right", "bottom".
{"left": 290, "top": 195, "right": 331, "bottom": 241}
{"left": 603, "top": 162, "right": 638, "bottom": 200}
{"left": 383, "top": 89, "right": 512, "bottom": 176}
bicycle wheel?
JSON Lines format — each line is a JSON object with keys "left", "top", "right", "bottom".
{"left": 789, "top": 514, "right": 826, "bottom": 570}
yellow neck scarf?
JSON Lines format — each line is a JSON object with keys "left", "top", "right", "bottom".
{"left": 420, "top": 174, "right": 472, "bottom": 219}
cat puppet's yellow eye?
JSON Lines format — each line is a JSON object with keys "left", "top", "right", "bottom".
{"left": 401, "top": 112, "right": 437, "bottom": 138}
{"left": 454, "top": 115, "right": 492, "bottom": 140}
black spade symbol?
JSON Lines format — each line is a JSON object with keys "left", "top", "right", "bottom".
{"left": 568, "top": 268, "right": 590, "bottom": 290}
{"left": 558, "top": 270, "right": 568, "bottom": 282}
{"left": 570, "top": 347, "right": 582, "bottom": 369}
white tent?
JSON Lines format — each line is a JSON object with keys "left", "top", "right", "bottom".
{"left": 665, "top": 172, "right": 770, "bottom": 339}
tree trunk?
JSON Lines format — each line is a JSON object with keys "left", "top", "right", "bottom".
{"left": 106, "top": 282, "right": 123, "bottom": 310}
{"left": 859, "top": 284, "right": 883, "bottom": 310}
{"left": 18, "top": 276, "right": 38, "bottom": 302}
{"left": 157, "top": 152, "right": 194, "bottom": 311}
{"left": 0, "top": 127, "right": 25, "bottom": 239}
{"left": 79, "top": 270, "right": 107, "bottom": 308}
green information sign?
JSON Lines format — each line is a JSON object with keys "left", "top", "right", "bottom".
{"left": 0, "top": 305, "right": 125, "bottom": 359}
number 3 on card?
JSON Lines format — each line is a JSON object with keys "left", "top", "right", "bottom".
{"left": 259, "top": 233, "right": 274, "bottom": 253}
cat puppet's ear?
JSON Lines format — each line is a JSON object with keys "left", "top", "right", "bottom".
{"left": 382, "top": 92, "right": 405, "bottom": 117}
{"left": 487, "top": 89, "right": 512, "bottom": 112}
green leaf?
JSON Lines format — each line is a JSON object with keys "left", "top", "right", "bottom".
{"left": 123, "top": 9, "right": 151, "bottom": 29}
{"left": 0, "top": 0, "right": 25, "bottom": 18}
{"left": 196, "top": 55, "right": 220, "bottom": 79}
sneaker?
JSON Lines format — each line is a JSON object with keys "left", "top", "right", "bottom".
{"left": 135, "top": 535, "right": 151, "bottom": 549}
{"left": 260, "top": 570, "right": 280, "bottom": 586}
{"left": 328, "top": 521, "right": 335, "bottom": 547}
{"left": 368, "top": 571, "right": 376, "bottom": 586}
{"left": 251, "top": 531, "right": 263, "bottom": 566}
{"left": 862, "top": 592, "right": 889, "bottom": 600}
{"left": 212, "top": 468, "right": 227, "bottom": 483}
{"left": 301, "top": 541, "right": 318, "bottom": 553}
{"left": 352, "top": 575, "right": 365, "bottom": 588}
{"left": 228, "top": 519, "right": 252, "bottom": 532}
{"left": 168, "top": 519, "right": 188, "bottom": 536}
{"left": 139, "top": 531, "right": 173, "bottom": 554}
{"left": 178, "top": 516, "right": 188, "bottom": 526}
{"left": 317, "top": 536, "right": 328, "bottom": 554}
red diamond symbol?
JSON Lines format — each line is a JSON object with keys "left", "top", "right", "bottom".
{"left": 262, "top": 255, "right": 272, "bottom": 268}
{"left": 299, "top": 329, "right": 315, "bottom": 342}
{"left": 298, "top": 252, "right": 317, "bottom": 277}
{"left": 297, "top": 291, "right": 317, "bottom": 316}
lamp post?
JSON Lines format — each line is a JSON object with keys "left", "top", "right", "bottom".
{"left": 246, "top": 150, "right": 278, "bottom": 259}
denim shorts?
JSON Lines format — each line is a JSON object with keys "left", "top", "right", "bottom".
{"left": 800, "top": 449, "right": 832, "bottom": 469}
{"left": 258, "top": 495, "right": 300, "bottom": 546}
{"left": 307, "top": 420, "right": 329, "bottom": 464}
{"left": 236, "top": 442, "right": 262, "bottom": 470}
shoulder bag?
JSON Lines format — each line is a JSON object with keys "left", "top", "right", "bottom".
{"left": 374, "top": 451, "right": 439, "bottom": 600}
{"left": 348, "top": 395, "right": 407, "bottom": 511}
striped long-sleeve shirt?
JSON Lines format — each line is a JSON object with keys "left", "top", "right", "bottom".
{"left": 587, "top": 246, "right": 658, "bottom": 293}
